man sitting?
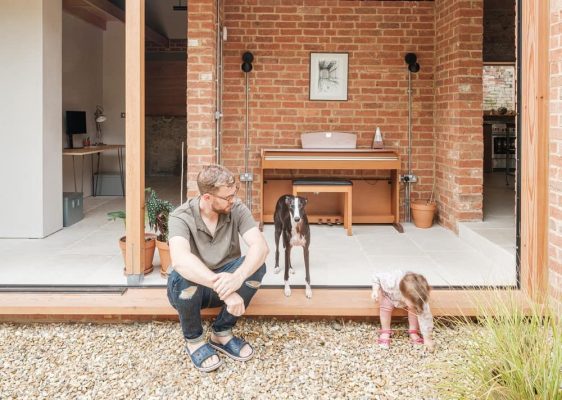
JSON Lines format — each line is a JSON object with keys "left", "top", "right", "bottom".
{"left": 167, "top": 164, "right": 269, "bottom": 372}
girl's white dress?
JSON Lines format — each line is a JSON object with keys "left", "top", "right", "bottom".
{"left": 371, "top": 270, "right": 434, "bottom": 338}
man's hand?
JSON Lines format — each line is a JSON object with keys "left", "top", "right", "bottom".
{"left": 223, "top": 292, "right": 245, "bottom": 317}
{"left": 213, "top": 270, "right": 244, "bottom": 300}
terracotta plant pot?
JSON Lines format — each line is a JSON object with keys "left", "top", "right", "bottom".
{"left": 411, "top": 200, "right": 437, "bottom": 229}
{"left": 156, "top": 239, "right": 171, "bottom": 278}
{"left": 119, "top": 233, "right": 156, "bottom": 275}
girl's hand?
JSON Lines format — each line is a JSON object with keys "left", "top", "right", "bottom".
{"left": 424, "top": 338, "right": 435, "bottom": 352}
{"left": 371, "top": 285, "right": 380, "bottom": 301}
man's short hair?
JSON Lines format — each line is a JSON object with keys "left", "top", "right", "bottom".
{"left": 197, "top": 164, "right": 236, "bottom": 195}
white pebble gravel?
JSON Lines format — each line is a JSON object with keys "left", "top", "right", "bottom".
{"left": 0, "top": 319, "right": 472, "bottom": 399}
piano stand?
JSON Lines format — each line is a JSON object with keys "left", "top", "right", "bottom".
{"left": 293, "top": 180, "right": 353, "bottom": 236}
{"left": 260, "top": 149, "right": 403, "bottom": 232}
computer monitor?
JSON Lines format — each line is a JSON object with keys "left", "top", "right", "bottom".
{"left": 65, "top": 111, "right": 87, "bottom": 149}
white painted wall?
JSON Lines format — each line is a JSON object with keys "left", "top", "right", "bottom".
{"left": 61, "top": 16, "right": 125, "bottom": 195}
{"left": 0, "top": 0, "right": 62, "bottom": 238}
{"left": 102, "top": 21, "right": 126, "bottom": 173}
{"left": 43, "top": 0, "right": 63, "bottom": 236}
{"left": 61, "top": 12, "right": 103, "bottom": 196}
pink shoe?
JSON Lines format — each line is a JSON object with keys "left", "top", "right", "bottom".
{"left": 377, "top": 329, "right": 393, "bottom": 349}
{"left": 408, "top": 329, "right": 424, "bottom": 345}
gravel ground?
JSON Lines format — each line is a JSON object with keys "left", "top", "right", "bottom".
{"left": 0, "top": 319, "right": 471, "bottom": 400}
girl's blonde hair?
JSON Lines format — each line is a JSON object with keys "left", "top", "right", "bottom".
{"left": 399, "top": 272, "right": 430, "bottom": 314}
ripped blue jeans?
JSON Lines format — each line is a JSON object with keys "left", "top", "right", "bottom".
{"left": 167, "top": 256, "right": 266, "bottom": 343}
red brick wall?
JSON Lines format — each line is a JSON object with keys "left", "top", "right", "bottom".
{"left": 146, "top": 40, "right": 187, "bottom": 117}
{"left": 434, "top": 0, "right": 483, "bottom": 231}
{"left": 549, "top": 0, "right": 562, "bottom": 310}
{"left": 221, "top": 0, "right": 436, "bottom": 217}
{"left": 187, "top": 0, "right": 218, "bottom": 196}
{"left": 187, "top": 1, "right": 484, "bottom": 227}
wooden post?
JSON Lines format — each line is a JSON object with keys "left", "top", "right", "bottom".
{"left": 520, "top": 0, "right": 549, "bottom": 299}
{"left": 125, "top": 0, "right": 145, "bottom": 281}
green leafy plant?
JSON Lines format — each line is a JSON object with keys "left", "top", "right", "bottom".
{"left": 107, "top": 210, "right": 126, "bottom": 225}
{"left": 145, "top": 187, "right": 174, "bottom": 242}
{"left": 440, "top": 290, "right": 562, "bottom": 399}
{"left": 107, "top": 187, "right": 154, "bottom": 229}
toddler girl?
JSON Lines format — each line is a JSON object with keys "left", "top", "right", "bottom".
{"left": 371, "top": 270, "right": 435, "bottom": 351}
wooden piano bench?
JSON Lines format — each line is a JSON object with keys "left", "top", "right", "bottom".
{"left": 292, "top": 180, "right": 353, "bottom": 236}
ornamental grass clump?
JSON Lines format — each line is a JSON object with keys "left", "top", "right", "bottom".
{"left": 440, "top": 290, "right": 562, "bottom": 400}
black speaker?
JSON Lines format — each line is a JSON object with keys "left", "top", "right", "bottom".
{"left": 405, "top": 52, "right": 420, "bottom": 73}
{"left": 408, "top": 63, "right": 420, "bottom": 73}
{"left": 242, "top": 52, "right": 254, "bottom": 63}
{"left": 241, "top": 51, "right": 254, "bottom": 73}
{"left": 404, "top": 53, "right": 417, "bottom": 65}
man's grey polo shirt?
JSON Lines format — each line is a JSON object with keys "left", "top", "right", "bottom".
{"left": 168, "top": 196, "right": 257, "bottom": 270}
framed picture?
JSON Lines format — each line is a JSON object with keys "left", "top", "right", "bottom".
{"left": 309, "top": 52, "right": 348, "bottom": 101}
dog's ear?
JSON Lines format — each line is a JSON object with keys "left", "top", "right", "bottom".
{"left": 300, "top": 197, "right": 308, "bottom": 206}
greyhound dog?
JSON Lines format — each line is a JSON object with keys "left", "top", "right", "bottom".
{"left": 273, "top": 194, "right": 312, "bottom": 298}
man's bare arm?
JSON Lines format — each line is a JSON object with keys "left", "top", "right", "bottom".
{"left": 213, "top": 227, "right": 269, "bottom": 299}
{"left": 169, "top": 236, "right": 217, "bottom": 288}
{"left": 236, "top": 226, "right": 269, "bottom": 280}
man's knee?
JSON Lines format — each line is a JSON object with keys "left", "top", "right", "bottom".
{"left": 244, "top": 263, "right": 266, "bottom": 290}
{"left": 169, "top": 272, "right": 201, "bottom": 303}
{"left": 179, "top": 286, "right": 198, "bottom": 300}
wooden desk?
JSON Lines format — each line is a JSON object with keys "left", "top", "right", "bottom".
{"left": 63, "top": 144, "right": 125, "bottom": 196}
{"left": 260, "top": 148, "right": 403, "bottom": 232}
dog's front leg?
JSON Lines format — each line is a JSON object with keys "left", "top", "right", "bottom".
{"left": 304, "top": 245, "right": 312, "bottom": 299}
{"left": 284, "top": 245, "right": 292, "bottom": 297}
{"left": 274, "top": 225, "right": 282, "bottom": 274}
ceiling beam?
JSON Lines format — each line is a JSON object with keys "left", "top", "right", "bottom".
{"left": 62, "top": 0, "right": 107, "bottom": 30}
{"left": 83, "top": 0, "right": 169, "bottom": 47}
{"left": 82, "top": 0, "right": 124, "bottom": 21}
{"left": 65, "top": 0, "right": 169, "bottom": 47}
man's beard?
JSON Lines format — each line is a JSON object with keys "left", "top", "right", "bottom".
{"left": 211, "top": 203, "right": 231, "bottom": 215}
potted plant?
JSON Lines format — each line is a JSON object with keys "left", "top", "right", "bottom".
{"left": 411, "top": 191, "right": 437, "bottom": 229}
{"left": 412, "top": 141, "right": 438, "bottom": 229}
{"left": 107, "top": 189, "right": 157, "bottom": 275}
{"left": 145, "top": 188, "right": 174, "bottom": 277}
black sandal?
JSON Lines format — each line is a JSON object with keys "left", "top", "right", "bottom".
{"left": 186, "top": 342, "right": 223, "bottom": 372}
{"left": 209, "top": 336, "right": 255, "bottom": 362}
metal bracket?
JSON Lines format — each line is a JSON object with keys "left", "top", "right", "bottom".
{"left": 240, "top": 173, "right": 253, "bottom": 182}
{"left": 126, "top": 274, "right": 143, "bottom": 285}
{"left": 214, "top": 111, "right": 223, "bottom": 120}
{"left": 400, "top": 174, "right": 418, "bottom": 183}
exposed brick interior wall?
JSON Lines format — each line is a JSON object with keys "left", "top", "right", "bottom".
{"left": 483, "top": 0, "right": 515, "bottom": 62}
{"left": 221, "top": 0, "right": 436, "bottom": 218}
{"left": 549, "top": 0, "right": 562, "bottom": 310}
{"left": 187, "top": 0, "right": 218, "bottom": 196}
{"left": 146, "top": 116, "right": 186, "bottom": 176}
{"left": 145, "top": 40, "right": 187, "bottom": 176}
{"left": 434, "top": 0, "right": 483, "bottom": 231}
{"left": 146, "top": 39, "right": 187, "bottom": 53}
{"left": 483, "top": 65, "right": 515, "bottom": 112}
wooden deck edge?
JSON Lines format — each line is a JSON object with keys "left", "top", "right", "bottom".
{"left": 0, "top": 288, "right": 529, "bottom": 322}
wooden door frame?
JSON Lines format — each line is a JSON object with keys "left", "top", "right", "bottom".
{"left": 519, "top": 0, "right": 549, "bottom": 299}
{"left": 125, "top": 0, "right": 146, "bottom": 283}
{"left": 123, "top": 1, "right": 549, "bottom": 302}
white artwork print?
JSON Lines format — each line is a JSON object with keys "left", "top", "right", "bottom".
{"left": 310, "top": 53, "right": 348, "bottom": 101}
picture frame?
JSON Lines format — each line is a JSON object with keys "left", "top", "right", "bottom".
{"left": 309, "top": 52, "right": 349, "bottom": 101}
